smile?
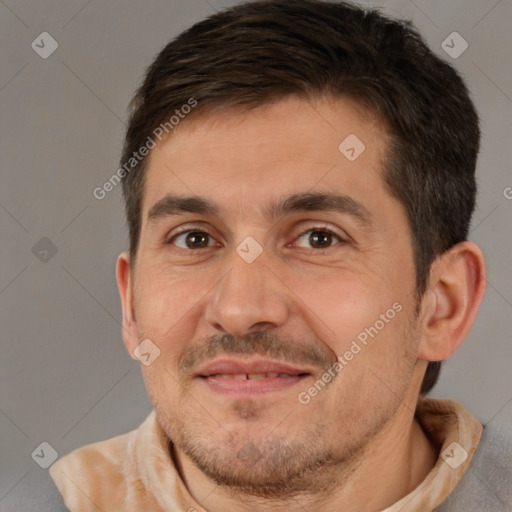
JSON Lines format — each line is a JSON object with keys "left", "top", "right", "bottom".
{"left": 196, "top": 358, "right": 313, "bottom": 396}
{"left": 207, "top": 372, "right": 305, "bottom": 380}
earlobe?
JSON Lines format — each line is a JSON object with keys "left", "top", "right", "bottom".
{"left": 418, "top": 241, "right": 486, "bottom": 362}
{"left": 116, "top": 252, "right": 140, "bottom": 360}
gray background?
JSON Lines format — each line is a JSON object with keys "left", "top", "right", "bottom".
{"left": 1, "top": 0, "right": 511, "bottom": 506}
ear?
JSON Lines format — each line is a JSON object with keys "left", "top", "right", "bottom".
{"left": 116, "top": 252, "right": 140, "bottom": 360}
{"left": 418, "top": 241, "right": 486, "bottom": 362}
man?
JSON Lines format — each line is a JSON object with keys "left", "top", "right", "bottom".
{"left": 48, "top": 0, "right": 511, "bottom": 510}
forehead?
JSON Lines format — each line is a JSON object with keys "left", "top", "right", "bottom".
{"left": 141, "top": 96, "right": 393, "bottom": 221}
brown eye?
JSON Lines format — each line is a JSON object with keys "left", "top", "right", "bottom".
{"left": 309, "top": 230, "right": 333, "bottom": 248}
{"left": 185, "top": 232, "right": 209, "bottom": 248}
{"left": 295, "top": 228, "right": 342, "bottom": 250}
{"left": 172, "top": 231, "right": 213, "bottom": 249}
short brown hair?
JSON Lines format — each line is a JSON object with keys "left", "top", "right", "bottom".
{"left": 120, "top": 0, "right": 480, "bottom": 394}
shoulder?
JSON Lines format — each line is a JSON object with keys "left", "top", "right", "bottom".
{"left": 48, "top": 412, "right": 160, "bottom": 512}
{"left": 436, "top": 420, "right": 512, "bottom": 511}
{"left": 49, "top": 430, "right": 134, "bottom": 511}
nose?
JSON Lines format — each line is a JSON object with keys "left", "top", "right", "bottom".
{"left": 204, "top": 253, "right": 290, "bottom": 337}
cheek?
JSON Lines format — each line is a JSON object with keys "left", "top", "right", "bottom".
{"left": 134, "top": 267, "right": 207, "bottom": 342}
{"left": 290, "top": 267, "right": 401, "bottom": 354}
{"left": 310, "top": 304, "right": 418, "bottom": 423}
{"left": 140, "top": 363, "right": 183, "bottom": 434}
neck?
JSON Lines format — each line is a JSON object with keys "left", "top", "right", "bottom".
{"left": 174, "top": 401, "right": 438, "bottom": 512}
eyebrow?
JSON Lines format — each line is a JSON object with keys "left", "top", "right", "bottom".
{"left": 148, "top": 195, "right": 218, "bottom": 221}
{"left": 266, "top": 192, "right": 372, "bottom": 226}
{"left": 147, "top": 191, "right": 372, "bottom": 226}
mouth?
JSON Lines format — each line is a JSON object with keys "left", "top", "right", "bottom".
{"left": 196, "top": 358, "right": 312, "bottom": 396}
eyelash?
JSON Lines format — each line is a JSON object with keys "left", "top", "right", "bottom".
{"left": 167, "top": 225, "right": 346, "bottom": 251}
{"left": 294, "top": 226, "right": 344, "bottom": 249}
{"left": 167, "top": 228, "right": 218, "bottom": 249}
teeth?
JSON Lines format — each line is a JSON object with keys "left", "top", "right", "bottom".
{"left": 211, "top": 374, "right": 248, "bottom": 379}
{"left": 211, "top": 372, "right": 297, "bottom": 380}
{"left": 247, "top": 373, "right": 266, "bottom": 380}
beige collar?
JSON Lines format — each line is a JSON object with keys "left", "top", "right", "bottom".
{"left": 382, "top": 397, "right": 483, "bottom": 511}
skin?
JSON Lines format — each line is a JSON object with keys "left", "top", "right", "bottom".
{"left": 117, "top": 96, "right": 486, "bottom": 512}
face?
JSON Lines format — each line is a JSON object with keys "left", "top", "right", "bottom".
{"left": 120, "top": 96, "right": 426, "bottom": 494}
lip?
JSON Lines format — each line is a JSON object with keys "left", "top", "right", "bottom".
{"left": 196, "top": 357, "right": 312, "bottom": 397}
{"left": 197, "top": 357, "right": 312, "bottom": 377}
